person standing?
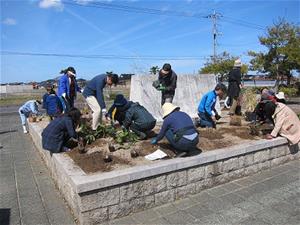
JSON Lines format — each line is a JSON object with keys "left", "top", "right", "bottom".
{"left": 228, "top": 59, "right": 242, "bottom": 115}
{"left": 197, "top": 83, "right": 227, "bottom": 128}
{"left": 151, "top": 103, "right": 199, "bottom": 156}
{"left": 58, "top": 67, "right": 81, "bottom": 111}
{"left": 19, "top": 100, "right": 41, "bottom": 133}
{"left": 153, "top": 63, "right": 177, "bottom": 105}
{"left": 82, "top": 73, "right": 119, "bottom": 130}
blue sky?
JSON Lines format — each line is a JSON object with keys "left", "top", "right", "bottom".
{"left": 1, "top": 0, "right": 299, "bottom": 83}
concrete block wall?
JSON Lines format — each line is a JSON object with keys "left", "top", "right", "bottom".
{"left": 28, "top": 122, "right": 299, "bottom": 225}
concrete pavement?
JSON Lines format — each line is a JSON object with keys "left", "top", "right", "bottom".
{"left": 0, "top": 113, "right": 76, "bottom": 225}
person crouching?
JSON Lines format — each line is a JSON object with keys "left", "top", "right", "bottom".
{"left": 42, "top": 108, "right": 81, "bottom": 153}
{"left": 109, "top": 94, "right": 156, "bottom": 139}
{"left": 151, "top": 103, "right": 199, "bottom": 156}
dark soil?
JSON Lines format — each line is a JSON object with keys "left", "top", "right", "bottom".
{"left": 219, "top": 127, "right": 257, "bottom": 140}
{"left": 134, "top": 141, "right": 176, "bottom": 158}
{"left": 67, "top": 149, "right": 132, "bottom": 173}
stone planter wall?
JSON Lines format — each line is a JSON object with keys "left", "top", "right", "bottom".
{"left": 29, "top": 122, "right": 299, "bottom": 225}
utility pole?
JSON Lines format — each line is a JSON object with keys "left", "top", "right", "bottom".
{"left": 206, "top": 10, "right": 222, "bottom": 64}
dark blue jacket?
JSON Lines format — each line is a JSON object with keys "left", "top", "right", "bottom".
{"left": 82, "top": 74, "right": 107, "bottom": 109}
{"left": 57, "top": 74, "right": 80, "bottom": 99}
{"left": 42, "top": 116, "right": 77, "bottom": 153}
{"left": 156, "top": 111, "right": 196, "bottom": 141}
{"left": 45, "top": 94, "right": 62, "bottom": 116}
{"left": 42, "top": 93, "right": 49, "bottom": 109}
{"left": 198, "top": 90, "right": 217, "bottom": 116}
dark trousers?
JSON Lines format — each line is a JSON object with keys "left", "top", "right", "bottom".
{"left": 161, "top": 94, "right": 174, "bottom": 106}
{"left": 165, "top": 129, "right": 199, "bottom": 153}
{"left": 130, "top": 121, "right": 156, "bottom": 136}
{"left": 198, "top": 112, "right": 215, "bottom": 128}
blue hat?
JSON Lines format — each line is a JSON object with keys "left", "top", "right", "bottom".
{"left": 114, "top": 94, "right": 127, "bottom": 107}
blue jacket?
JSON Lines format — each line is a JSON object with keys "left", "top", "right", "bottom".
{"left": 42, "top": 116, "right": 77, "bottom": 153}
{"left": 19, "top": 100, "right": 39, "bottom": 115}
{"left": 42, "top": 93, "right": 49, "bottom": 109}
{"left": 198, "top": 90, "right": 217, "bottom": 116}
{"left": 57, "top": 74, "right": 80, "bottom": 99}
{"left": 82, "top": 74, "right": 107, "bottom": 109}
{"left": 45, "top": 94, "right": 63, "bottom": 116}
{"left": 156, "top": 111, "right": 196, "bottom": 141}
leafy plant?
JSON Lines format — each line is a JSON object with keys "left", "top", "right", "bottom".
{"left": 115, "top": 129, "right": 139, "bottom": 145}
{"left": 278, "top": 87, "right": 298, "bottom": 98}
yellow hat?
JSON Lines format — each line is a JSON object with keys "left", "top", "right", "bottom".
{"left": 162, "top": 103, "right": 180, "bottom": 118}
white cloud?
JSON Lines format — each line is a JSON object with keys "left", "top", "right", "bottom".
{"left": 2, "top": 18, "right": 17, "bottom": 26}
{"left": 39, "top": 0, "right": 63, "bottom": 10}
{"left": 76, "top": 0, "right": 112, "bottom": 4}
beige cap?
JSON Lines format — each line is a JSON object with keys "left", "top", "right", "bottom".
{"left": 162, "top": 103, "right": 180, "bottom": 118}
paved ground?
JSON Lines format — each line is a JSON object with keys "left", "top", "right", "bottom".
{"left": 0, "top": 113, "right": 76, "bottom": 225}
{"left": 110, "top": 160, "right": 300, "bottom": 225}
{"left": 0, "top": 112, "right": 299, "bottom": 225}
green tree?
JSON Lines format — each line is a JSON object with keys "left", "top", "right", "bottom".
{"left": 248, "top": 18, "right": 300, "bottom": 86}
{"left": 199, "top": 52, "right": 248, "bottom": 81}
{"left": 149, "top": 66, "right": 160, "bottom": 75}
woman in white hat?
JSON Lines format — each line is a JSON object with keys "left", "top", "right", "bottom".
{"left": 151, "top": 103, "right": 199, "bottom": 156}
{"left": 275, "top": 92, "right": 286, "bottom": 104}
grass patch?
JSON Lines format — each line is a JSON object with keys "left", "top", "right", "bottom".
{"left": 0, "top": 95, "right": 43, "bottom": 106}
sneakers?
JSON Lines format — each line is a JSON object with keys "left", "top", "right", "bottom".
{"left": 23, "top": 130, "right": 28, "bottom": 134}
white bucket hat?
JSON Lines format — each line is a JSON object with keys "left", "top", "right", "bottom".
{"left": 275, "top": 92, "right": 285, "bottom": 100}
{"left": 162, "top": 103, "right": 180, "bottom": 118}
{"left": 234, "top": 59, "right": 242, "bottom": 67}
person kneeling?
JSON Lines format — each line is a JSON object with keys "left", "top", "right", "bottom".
{"left": 151, "top": 103, "right": 199, "bottom": 156}
{"left": 107, "top": 94, "right": 156, "bottom": 139}
{"left": 197, "top": 83, "right": 227, "bottom": 128}
{"left": 264, "top": 102, "right": 300, "bottom": 145}
{"left": 42, "top": 108, "right": 81, "bottom": 153}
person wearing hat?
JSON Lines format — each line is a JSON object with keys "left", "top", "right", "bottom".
{"left": 275, "top": 92, "right": 286, "bottom": 104}
{"left": 151, "top": 103, "right": 199, "bottom": 156}
{"left": 107, "top": 94, "right": 156, "bottom": 139}
{"left": 19, "top": 99, "right": 42, "bottom": 133}
{"left": 197, "top": 83, "right": 227, "bottom": 128}
{"left": 58, "top": 67, "right": 81, "bottom": 111}
{"left": 82, "top": 73, "right": 119, "bottom": 130}
{"left": 153, "top": 63, "right": 177, "bottom": 105}
{"left": 264, "top": 102, "right": 300, "bottom": 145}
{"left": 228, "top": 59, "right": 242, "bottom": 115}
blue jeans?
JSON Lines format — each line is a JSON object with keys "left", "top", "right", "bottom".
{"left": 198, "top": 112, "right": 215, "bottom": 128}
{"left": 165, "top": 129, "right": 199, "bottom": 153}
{"left": 19, "top": 109, "right": 29, "bottom": 125}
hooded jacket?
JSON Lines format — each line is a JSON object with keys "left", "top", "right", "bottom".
{"left": 158, "top": 70, "right": 177, "bottom": 98}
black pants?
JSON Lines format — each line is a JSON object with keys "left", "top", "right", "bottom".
{"left": 161, "top": 94, "right": 174, "bottom": 106}
{"left": 130, "top": 121, "right": 156, "bottom": 136}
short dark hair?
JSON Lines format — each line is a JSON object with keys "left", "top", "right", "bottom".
{"left": 215, "top": 83, "right": 227, "bottom": 93}
{"left": 36, "top": 100, "right": 42, "bottom": 105}
{"left": 108, "top": 74, "right": 119, "bottom": 85}
{"left": 66, "top": 108, "right": 81, "bottom": 125}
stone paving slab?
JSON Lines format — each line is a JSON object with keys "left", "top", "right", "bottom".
{"left": 110, "top": 159, "right": 300, "bottom": 225}
{"left": 0, "top": 114, "right": 75, "bottom": 225}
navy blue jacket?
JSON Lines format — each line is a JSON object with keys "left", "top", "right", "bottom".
{"left": 82, "top": 74, "right": 107, "bottom": 109}
{"left": 156, "top": 111, "right": 196, "bottom": 141}
{"left": 42, "top": 93, "right": 49, "bottom": 109}
{"left": 42, "top": 116, "right": 77, "bottom": 153}
{"left": 45, "top": 94, "right": 62, "bottom": 116}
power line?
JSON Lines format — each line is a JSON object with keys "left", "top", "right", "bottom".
{"left": 62, "top": 0, "right": 207, "bottom": 19}
{"left": 1, "top": 51, "right": 208, "bottom": 60}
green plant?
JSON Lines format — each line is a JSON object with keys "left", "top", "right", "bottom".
{"left": 278, "top": 87, "right": 298, "bottom": 98}
{"left": 115, "top": 130, "right": 139, "bottom": 145}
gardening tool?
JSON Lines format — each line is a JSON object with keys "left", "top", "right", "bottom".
{"left": 78, "top": 137, "right": 86, "bottom": 154}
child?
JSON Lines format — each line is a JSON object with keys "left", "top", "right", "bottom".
{"left": 42, "top": 85, "right": 53, "bottom": 110}
{"left": 45, "top": 90, "right": 63, "bottom": 120}
{"left": 19, "top": 100, "right": 42, "bottom": 133}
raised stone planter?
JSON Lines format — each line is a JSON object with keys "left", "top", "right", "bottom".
{"left": 28, "top": 122, "right": 300, "bottom": 225}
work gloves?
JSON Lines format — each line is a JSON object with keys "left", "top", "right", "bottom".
{"left": 151, "top": 137, "right": 158, "bottom": 145}
{"left": 215, "top": 114, "right": 221, "bottom": 121}
{"left": 157, "top": 85, "right": 166, "bottom": 91}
